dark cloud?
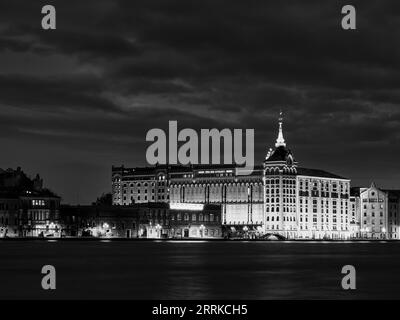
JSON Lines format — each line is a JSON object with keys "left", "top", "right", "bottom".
{"left": 0, "top": 0, "right": 399, "bottom": 203}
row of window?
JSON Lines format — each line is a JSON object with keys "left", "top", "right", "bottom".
{"left": 171, "top": 213, "right": 218, "bottom": 222}
{"left": 266, "top": 179, "right": 295, "bottom": 185}
{"left": 123, "top": 188, "right": 166, "bottom": 194}
{"left": 0, "top": 203, "right": 18, "bottom": 210}
{"left": 265, "top": 198, "right": 296, "bottom": 203}
{"left": 363, "top": 220, "right": 384, "bottom": 225}
{"left": 299, "top": 225, "right": 349, "bottom": 231}
{"left": 123, "top": 195, "right": 168, "bottom": 202}
{"left": 28, "top": 210, "right": 50, "bottom": 221}
{"left": 32, "top": 200, "right": 45, "bottom": 206}
{"left": 266, "top": 216, "right": 296, "bottom": 222}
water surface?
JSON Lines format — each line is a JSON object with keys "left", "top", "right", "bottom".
{"left": 0, "top": 240, "right": 398, "bottom": 299}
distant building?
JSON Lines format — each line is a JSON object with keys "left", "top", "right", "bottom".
{"left": 113, "top": 114, "right": 352, "bottom": 239}
{"left": 387, "top": 191, "right": 400, "bottom": 239}
{"left": 351, "top": 183, "right": 400, "bottom": 239}
{"left": 60, "top": 203, "right": 222, "bottom": 239}
{"left": 0, "top": 167, "right": 61, "bottom": 237}
{"left": 349, "top": 187, "right": 361, "bottom": 238}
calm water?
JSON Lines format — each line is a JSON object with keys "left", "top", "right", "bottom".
{"left": 0, "top": 240, "right": 399, "bottom": 299}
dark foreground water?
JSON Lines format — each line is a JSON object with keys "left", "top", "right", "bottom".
{"left": 0, "top": 240, "right": 399, "bottom": 300}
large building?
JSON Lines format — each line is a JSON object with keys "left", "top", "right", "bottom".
{"left": 112, "top": 114, "right": 353, "bottom": 239}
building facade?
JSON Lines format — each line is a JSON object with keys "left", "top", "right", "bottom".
{"left": 263, "top": 115, "right": 351, "bottom": 239}
{"left": 351, "top": 183, "right": 400, "bottom": 239}
{"left": 112, "top": 115, "right": 354, "bottom": 239}
{"left": 60, "top": 203, "right": 222, "bottom": 239}
{"left": 0, "top": 167, "right": 61, "bottom": 238}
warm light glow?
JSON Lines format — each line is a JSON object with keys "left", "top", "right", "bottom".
{"left": 169, "top": 203, "right": 204, "bottom": 211}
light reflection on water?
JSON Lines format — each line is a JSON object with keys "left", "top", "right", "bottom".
{"left": 0, "top": 241, "right": 399, "bottom": 299}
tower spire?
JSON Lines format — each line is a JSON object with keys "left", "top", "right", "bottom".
{"left": 275, "top": 111, "right": 286, "bottom": 147}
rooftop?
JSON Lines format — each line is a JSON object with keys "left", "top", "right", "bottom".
{"left": 296, "top": 167, "right": 348, "bottom": 180}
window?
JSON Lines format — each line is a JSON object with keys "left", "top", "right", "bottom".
{"left": 32, "top": 200, "right": 45, "bottom": 206}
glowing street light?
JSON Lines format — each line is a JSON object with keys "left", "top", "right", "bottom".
{"left": 242, "top": 225, "right": 249, "bottom": 239}
{"left": 199, "top": 224, "right": 205, "bottom": 238}
{"left": 155, "top": 224, "right": 162, "bottom": 238}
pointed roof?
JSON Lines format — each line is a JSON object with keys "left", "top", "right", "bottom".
{"left": 265, "top": 112, "right": 295, "bottom": 164}
{"left": 275, "top": 111, "right": 286, "bottom": 147}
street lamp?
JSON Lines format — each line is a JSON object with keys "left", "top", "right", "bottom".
{"left": 155, "top": 224, "right": 162, "bottom": 238}
{"left": 243, "top": 226, "right": 248, "bottom": 239}
{"left": 199, "top": 224, "right": 205, "bottom": 238}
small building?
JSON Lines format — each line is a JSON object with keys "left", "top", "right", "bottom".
{"left": 359, "top": 182, "right": 389, "bottom": 239}
{"left": 0, "top": 167, "right": 61, "bottom": 238}
{"left": 165, "top": 203, "right": 222, "bottom": 239}
{"left": 387, "top": 190, "right": 400, "bottom": 239}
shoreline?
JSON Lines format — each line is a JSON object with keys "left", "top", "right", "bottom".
{"left": 0, "top": 237, "right": 398, "bottom": 242}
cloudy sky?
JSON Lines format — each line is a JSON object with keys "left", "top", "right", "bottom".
{"left": 0, "top": 0, "right": 399, "bottom": 204}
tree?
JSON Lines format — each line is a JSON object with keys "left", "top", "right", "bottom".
{"left": 93, "top": 193, "right": 112, "bottom": 206}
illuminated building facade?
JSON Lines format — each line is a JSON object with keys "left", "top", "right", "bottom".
{"left": 263, "top": 114, "right": 351, "bottom": 239}
{"left": 351, "top": 183, "right": 400, "bottom": 239}
{"left": 60, "top": 203, "right": 222, "bottom": 239}
{"left": 112, "top": 114, "right": 354, "bottom": 239}
{"left": 0, "top": 167, "right": 61, "bottom": 238}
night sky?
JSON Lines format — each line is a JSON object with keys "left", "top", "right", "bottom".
{"left": 0, "top": 0, "right": 399, "bottom": 204}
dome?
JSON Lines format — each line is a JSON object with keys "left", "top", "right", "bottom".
{"left": 265, "top": 146, "right": 295, "bottom": 163}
